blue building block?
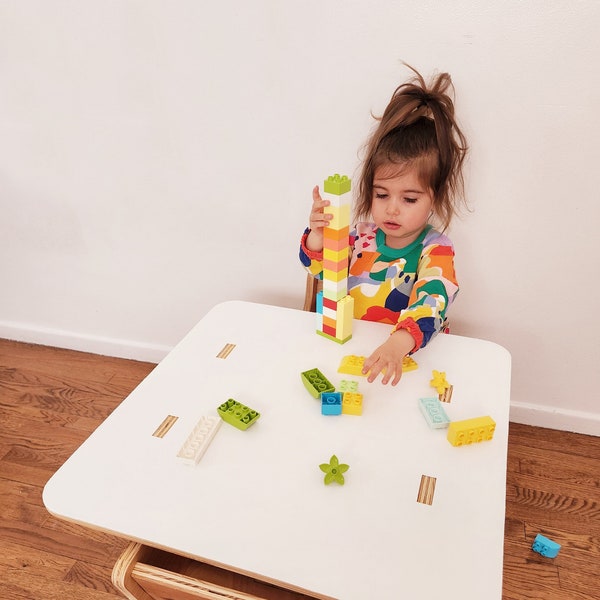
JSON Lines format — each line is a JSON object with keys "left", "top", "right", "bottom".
{"left": 532, "top": 534, "right": 561, "bottom": 558}
{"left": 418, "top": 397, "right": 450, "bottom": 429}
{"left": 321, "top": 392, "right": 342, "bottom": 415}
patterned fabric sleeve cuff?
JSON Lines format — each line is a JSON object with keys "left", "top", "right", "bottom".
{"left": 393, "top": 318, "right": 423, "bottom": 354}
{"left": 301, "top": 229, "right": 323, "bottom": 261}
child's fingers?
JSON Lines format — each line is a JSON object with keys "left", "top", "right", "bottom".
{"left": 312, "top": 185, "right": 322, "bottom": 203}
{"left": 309, "top": 186, "right": 332, "bottom": 230}
{"left": 388, "top": 364, "right": 403, "bottom": 386}
{"left": 312, "top": 186, "right": 330, "bottom": 210}
{"left": 362, "top": 356, "right": 382, "bottom": 383}
{"left": 363, "top": 351, "right": 403, "bottom": 386}
{"left": 310, "top": 211, "right": 332, "bottom": 229}
{"left": 391, "top": 368, "right": 403, "bottom": 386}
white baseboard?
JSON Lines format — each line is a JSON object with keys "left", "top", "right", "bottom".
{"left": 0, "top": 321, "right": 171, "bottom": 364}
{"left": 510, "top": 401, "right": 600, "bottom": 436}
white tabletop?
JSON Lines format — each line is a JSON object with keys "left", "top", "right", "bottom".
{"left": 43, "top": 301, "right": 511, "bottom": 600}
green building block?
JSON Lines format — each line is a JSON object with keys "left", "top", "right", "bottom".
{"left": 339, "top": 380, "right": 358, "bottom": 393}
{"left": 217, "top": 398, "right": 260, "bottom": 431}
{"left": 323, "top": 173, "right": 351, "bottom": 195}
{"left": 301, "top": 368, "right": 335, "bottom": 399}
{"left": 319, "top": 454, "right": 349, "bottom": 485}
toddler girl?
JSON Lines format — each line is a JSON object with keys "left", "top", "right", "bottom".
{"left": 300, "top": 65, "right": 468, "bottom": 386}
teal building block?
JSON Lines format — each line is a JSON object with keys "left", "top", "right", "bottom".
{"left": 321, "top": 392, "right": 342, "bottom": 415}
{"left": 301, "top": 368, "right": 335, "bottom": 399}
{"left": 532, "top": 534, "right": 561, "bottom": 558}
{"left": 217, "top": 398, "right": 260, "bottom": 431}
{"left": 418, "top": 397, "right": 450, "bottom": 429}
{"left": 323, "top": 173, "right": 351, "bottom": 195}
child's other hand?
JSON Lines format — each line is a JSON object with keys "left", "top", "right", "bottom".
{"left": 306, "top": 186, "right": 332, "bottom": 252}
{"left": 362, "top": 329, "right": 416, "bottom": 386}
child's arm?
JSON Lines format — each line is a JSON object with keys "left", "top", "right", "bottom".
{"left": 363, "top": 234, "right": 459, "bottom": 386}
{"left": 393, "top": 239, "right": 458, "bottom": 351}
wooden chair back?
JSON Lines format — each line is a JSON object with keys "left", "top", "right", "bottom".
{"left": 303, "top": 274, "right": 322, "bottom": 312}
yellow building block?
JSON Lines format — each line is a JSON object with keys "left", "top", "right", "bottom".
{"left": 338, "top": 355, "right": 365, "bottom": 376}
{"left": 324, "top": 246, "right": 349, "bottom": 263}
{"left": 342, "top": 392, "right": 363, "bottom": 415}
{"left": 430, "top": 370, "right": 451, "bottom": 395}
{"left": 447, "top": 416, "right": 496, "bottom": 447}
{"left": 402, "top": 356, "right": 418, "bottom": 372}
{"left": 324, "top": 203, "right": 351, "bottom": 229}
{"left": 323, "top": 268, "right": 347, "bottom": 283}
{"left": 335, "top": 295, "right": 354, "bottom": 341}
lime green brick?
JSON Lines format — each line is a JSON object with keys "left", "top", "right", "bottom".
{"left": 323, "top": 174, "right": 351, "bottom": 195}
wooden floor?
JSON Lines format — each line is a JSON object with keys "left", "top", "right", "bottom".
{"left": 1, "top": 339, "right": 599, "bottom": 600}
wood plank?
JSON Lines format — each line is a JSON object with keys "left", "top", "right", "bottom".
{"left": 1, "top": 516, "right": 126, "bottom": 567}
{"left": 64, "top": 560, "right": 124, "bottom": 596}
{"left": 0, "top": 564, "right": 122, "bottom": 600}
{"left": 507, "top": 423, "right": 600, "bottom": 461}
{"left": 506, "top": 472, "right": 600, "bottom": 519}
{"left": 557, "top": 569, "right": 600, "bottom": 599}
{"left": 502, "top": 540, "right": 560, "bottom": 600}
{"left": 0, "top": 479, "right": 50, "bottom": 527}
{"left": 505, "top": 502, "right": 596, "bottom": 539}
{"left": 0, "top": 370, "right": 134, "bottom": 420}
{"left": 0, "top": 338, "right": 154, "bottom": 385}
{"left": 511, "top": 444, "right": 600, "bottom": 488}
{"left": 0, "top": 539, "right": 75, "bottom": 579}
{"left": 40, "top": 514, "right": 129, "bottom": 563}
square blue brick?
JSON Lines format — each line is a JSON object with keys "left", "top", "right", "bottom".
{"left": 321, "top": 392, "right": 342, "bottom": 415}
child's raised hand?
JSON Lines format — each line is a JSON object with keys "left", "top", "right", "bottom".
{"left": 362, "top": 329, "right": 416, "bottom": 386}
{"left": 305, "top": 186, "right": 332, "bottom": 252}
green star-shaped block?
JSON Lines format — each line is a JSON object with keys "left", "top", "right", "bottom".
{"left": 319, "top": 454, "right": 349, "bottom": 485}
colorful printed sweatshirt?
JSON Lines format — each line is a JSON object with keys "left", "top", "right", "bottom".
{"left": 299, "top": 223, "right": 459, "bottom": 352}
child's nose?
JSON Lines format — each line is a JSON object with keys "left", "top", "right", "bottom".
{"left": 386, "top": 199, "right": 401, "bottom": 215}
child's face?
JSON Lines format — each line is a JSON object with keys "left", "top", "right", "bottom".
{"left": 370, "top": 164, "right": 434, "bottom": 249}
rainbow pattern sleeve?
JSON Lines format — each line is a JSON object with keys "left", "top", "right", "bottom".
{"left": 392, "top": 229, "right": 459, "bottom": 351}
{"left": 299, "top": 228, "right": 324, "bottom": 278}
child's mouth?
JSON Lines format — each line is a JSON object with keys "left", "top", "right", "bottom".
{"left": 384, "top": 221, "right": 401, "bottom": 230}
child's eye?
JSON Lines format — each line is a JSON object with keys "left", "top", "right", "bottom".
{"left": 375, "top": 193, "right": 388, "bottom": 200}
{"left": 404, "top": 197, "right": 418, "bottom": 204}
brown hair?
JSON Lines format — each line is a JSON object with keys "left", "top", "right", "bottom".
{"left": 354, "top": 64, "right": 468, "bottom": 231}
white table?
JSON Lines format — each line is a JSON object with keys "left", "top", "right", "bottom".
{"left": 43, "top": 301, "right": 511, "bottom": 600}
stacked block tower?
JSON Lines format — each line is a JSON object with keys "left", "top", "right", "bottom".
{"left": 316, "top": 174, "right": 354, "bottom": 344}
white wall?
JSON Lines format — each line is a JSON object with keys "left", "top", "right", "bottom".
{"left": 1, "top": 1, "right": 599, "bottom": 435}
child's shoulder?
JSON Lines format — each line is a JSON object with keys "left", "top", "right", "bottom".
{"left": 350, "top": 222, "right": 378, "bottom": 249}
{"left": 353, "top": 222, "right": 377, "bottom": 236}
{"left": 422, "top": 226, "right": 454, "bottom": 249}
